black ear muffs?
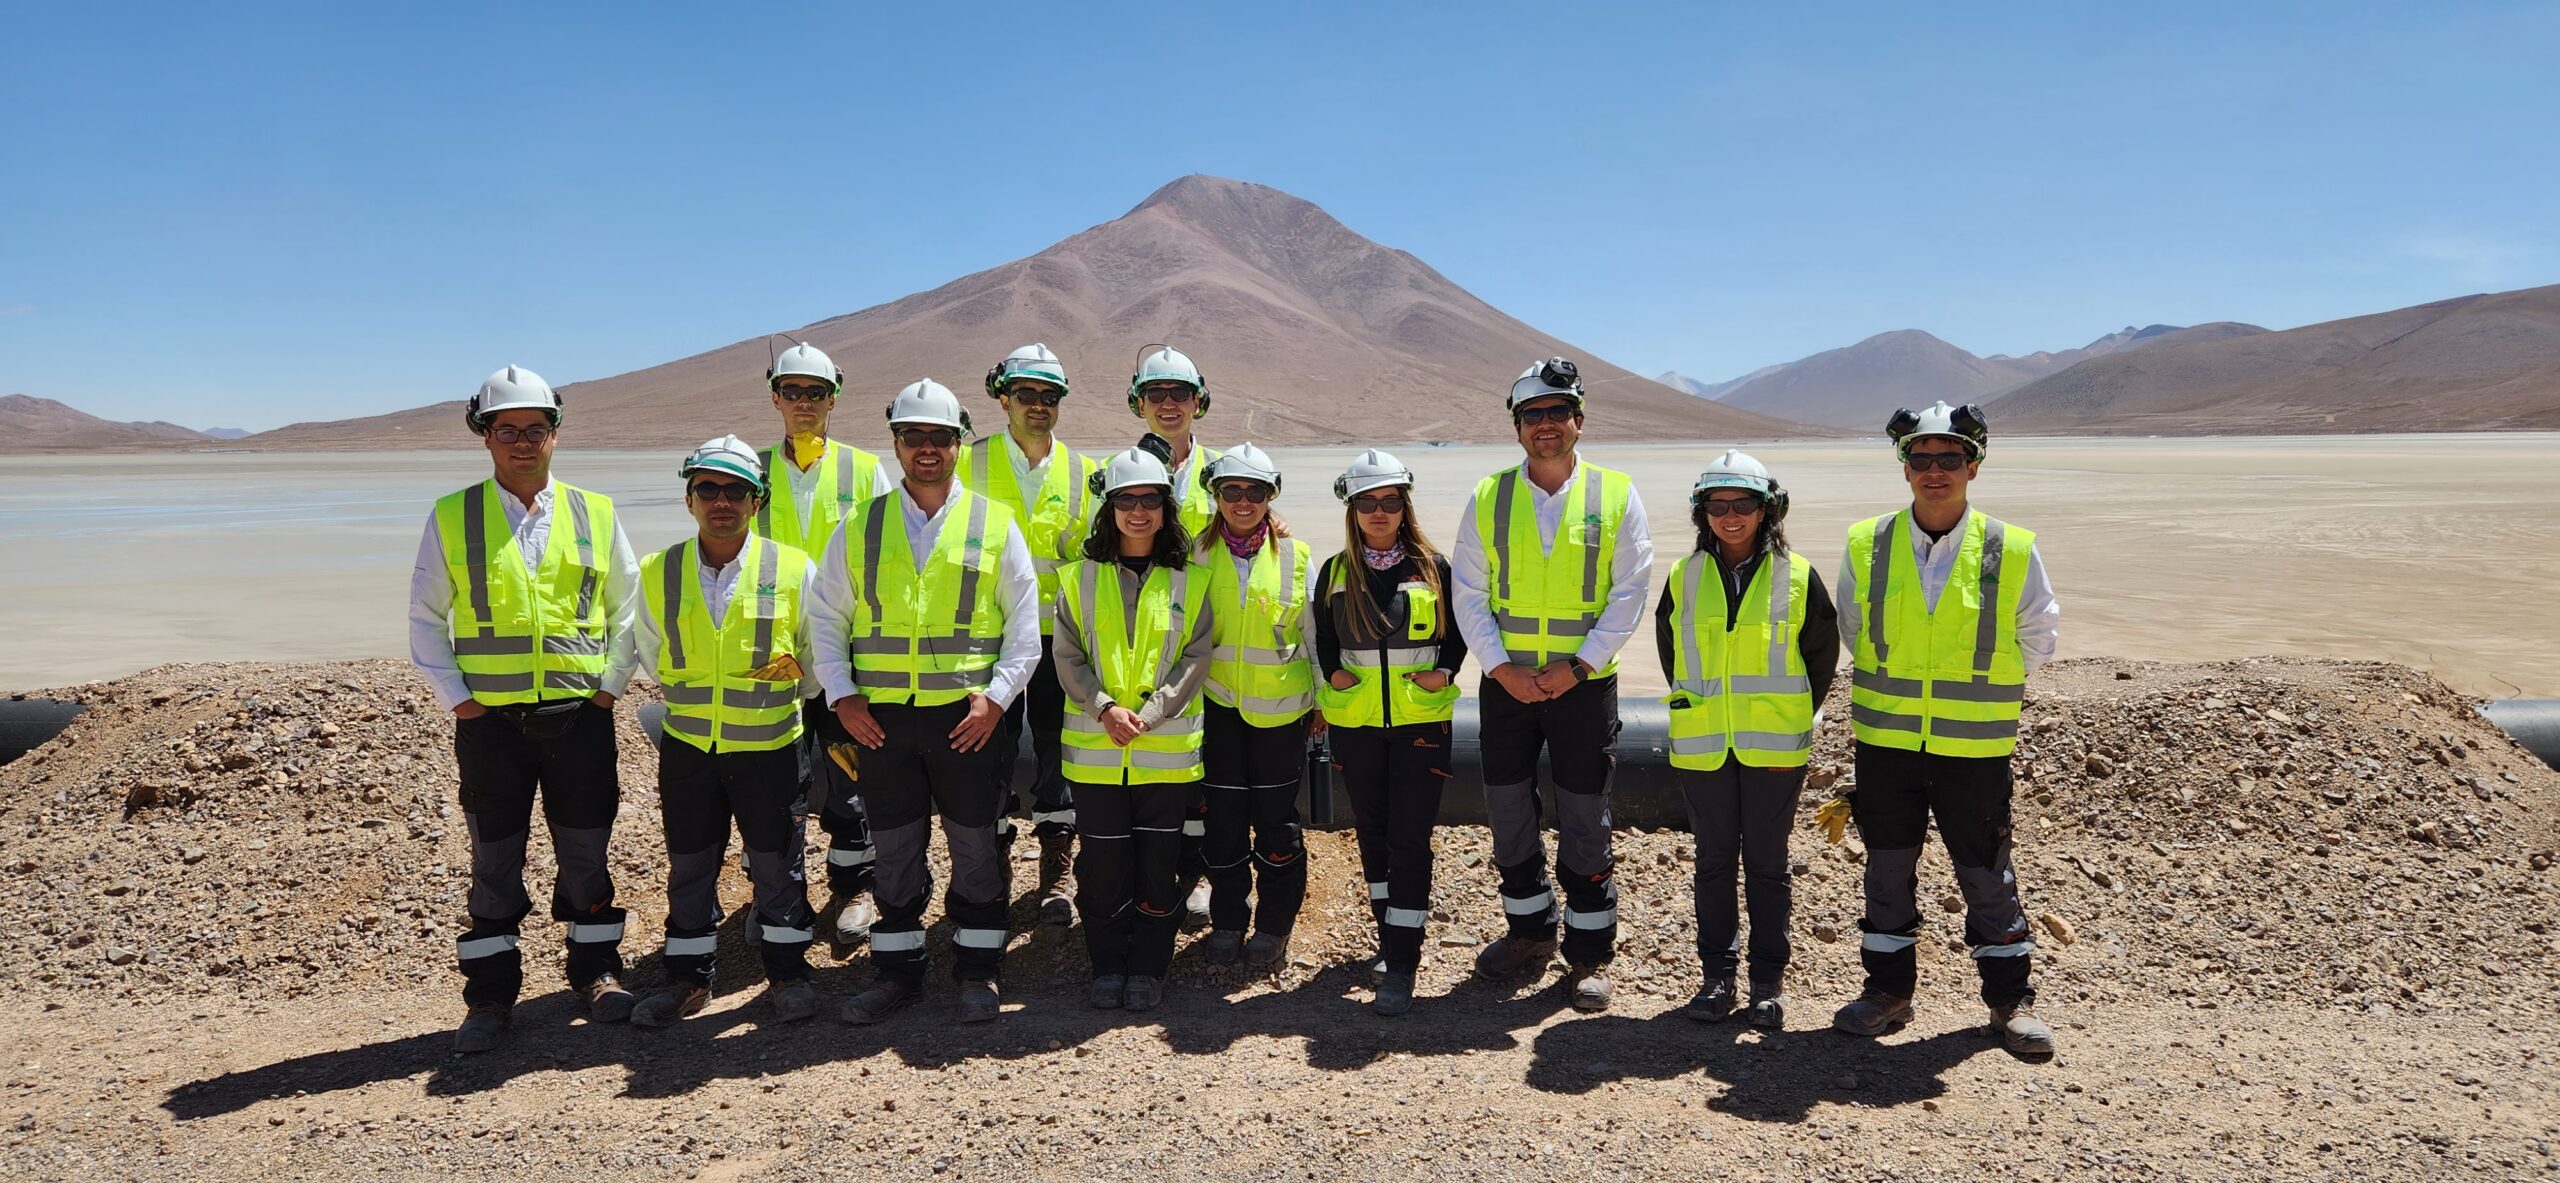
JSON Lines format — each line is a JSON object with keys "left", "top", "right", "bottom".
{"left": 1766, "top": 484, "right": 1791, "bottom": 523}
{"left": 984, "top": 363, "right": 1008, "bottom": 399}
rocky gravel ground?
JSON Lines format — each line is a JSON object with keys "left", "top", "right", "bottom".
{"left": 1, "top": 656, "right": 2554, "bottom": 1180}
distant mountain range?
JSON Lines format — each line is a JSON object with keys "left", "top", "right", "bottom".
{"left": 0, "top": 394, "right": 215, "bottom": 453}
{"left": 245, "top": 176, "right": 1810, "bottom": 451}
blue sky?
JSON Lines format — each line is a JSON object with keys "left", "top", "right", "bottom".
{"left": 4, "top": 2, "right": 2553, "bottom": 430}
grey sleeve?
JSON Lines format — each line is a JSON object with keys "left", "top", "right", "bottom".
{"left": 1049, "top": 573, "right": 1111, "bottom": 716}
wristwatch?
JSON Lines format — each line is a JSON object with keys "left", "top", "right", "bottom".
{"left": 1569, "top": 658, "right": 1593, "bottom": 683}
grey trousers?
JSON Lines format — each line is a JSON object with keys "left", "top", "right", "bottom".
{"left": 1676, "top": 762, "right": 1803, "bottom": 988}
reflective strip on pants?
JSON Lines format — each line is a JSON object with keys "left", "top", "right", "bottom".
{"left": 760, "top": 925, "right": 815, "bottom": 945}
{"left": 457, "top": 934, "right": 519, "bottom": 960}
{"left": 1368, "top": 882, "right": 1389, "bottom": 901}
{"left": 565, "top": 921, "right": 624, "bottom": 943}
{"left": 1502, "top": 890, "right": 1554, "bottom": 916}
{"left": 663, "top": 935, "right": 718, "bottom": 957}
{"left": 1863, "top": 932, "right": 1919, "bottom": 953}
{"left": 828, "top": 848, "right": 877, "bottom": 867}
{"left": 952, "top": 927, "right": 1007, "bottom": 950}
{"left": 1383, "top": 907, "right": 1427, "bottom": 928}
{"left": 1973, "top": 940, "right": 2037, "bottom": 959}
{"left": 1563, "top": 907, "right": 1616, "bottom": 930}
{"left": 870, "top": 929, "right": 926, "bottom": 953}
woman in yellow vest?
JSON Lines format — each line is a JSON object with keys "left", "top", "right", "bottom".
{"left": 1051, "top": 447, "right": 1218, "bottom": 1012}
{"left": 1313, "top": 450, "right": 1468, "bottom": 1016}
{"left": 1652, "top": 450, "right": 1837, "bottom": 1031}
{"left": 1189, "top": 443, "right": 1317, "bottom": 970}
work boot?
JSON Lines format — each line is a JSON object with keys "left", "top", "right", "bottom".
{"left": 582, "top": 974, "right": 637, "bottom": 1023}
{"left": 1991, "top": 1003, "right": 2056, "bottom": 1058}
{"left": 1568, "top": 966, "right": 1613, "bottom": 1012}
{"left": 839, "top": 978, "right": 918, "bottom": 1025}
{"left": 1373, "top": 970, "right": 1416, "bottom": 1017}
{"left": 1035, "top": 833, "right": 1075, "bottom": 926}
{"left": 453, "top": 1002, "right": 511, "bottom": 1054}
{"left": 631, "top": 983, "right": 709, "bottom": 1028}
{"left": 1831, "top": 990, "right": 1914, "bottom": 1037}
{"left": 1683, "top": 978, "right": 1737, "bottom": 1023}
{"left": 831, "top": 892, "right": 880, "bottom": 945}
{"left": 956, "top": 979, "right": 1002, "bottom": 1024}
{"left": 1243, "top": 931, "right": 1290, "bottom": 970}
{"left": 1123, "top": 975, "right": 1164, "bottom": 1012}
{"left": 1201, "top": 929, "right": 1244, "bottom": 966}
{"left": 1472, "top": 936, "right": 1558, "bottom": 978}
{"left": 1366, "top": 953, "right": 1389, "bottom": 987}
{"left": 1746, "top": 981, "right": 1787, "bottom": 1031}
{"left": 1181, "top": 880, "right": 1212, "bottom": 929}
{"left": 769, "top": 980, "right": 820, "bottom": 1023}
{"left": 1088, "top": 974, "right": 1127, "bottom": 1010}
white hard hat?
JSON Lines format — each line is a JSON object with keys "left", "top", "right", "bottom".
{"left": 1691, "top": 449, "right": 1775, "bottom": 498}
{"left": 768, "top": 342, "right": 842, "bottom": 392}
{"left": 1089, "top": 446, "right": 1174, "bottom": 499}
{"left": 678, "top": 434, "right": 767, "bottom": 491}
{"left": 467, "top": 365, "right": 562, "bottom": 432}
{"left": 1507, "top": 357, "right": 1585, "bottom": 412}
{"left": 1127, "top": 344, "right": 1211, "bottom": 417}
{"left": 1202, "top": 441, "right": 1282, "bottom": 496}
{"left": 986, "top": 342, "right": 1068, "bottom": 397}
{"left": 1886, "top": 400, "right": 1990, "bottom": 460}
{"left": 884, "top": 378, "right": 972, "bottom": 435}
{"left": 1332, "top": 448, "right": 1415, "bottom": 502}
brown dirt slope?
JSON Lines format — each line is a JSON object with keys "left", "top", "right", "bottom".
{"left": 1992, "top": 283, "right": 2560, "bottom": 434}
{"left": 243, "top": 176, "right": 1823, "bottom": 452}
{"left": 0, "top": 393, "right": 210, "bottom": 453}
{"left": 0, "top": 657, "right": 2553, "bottom": 1178}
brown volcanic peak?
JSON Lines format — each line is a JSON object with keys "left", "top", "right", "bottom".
{"left": 1717, "top": 329, "right": 2048, "bottom": 429}
{"left": 1992, "top": 284, "right": 2560, "bottom": 434}
{"left": 250, "top": 176, "right": 1819, "bottom": 450}
{"left": 0, "top": 393, "right": 209, "bottom": 453}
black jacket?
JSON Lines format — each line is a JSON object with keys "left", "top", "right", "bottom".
{"left": 1652, "top": 548, "right": 1839, "bottom": 705}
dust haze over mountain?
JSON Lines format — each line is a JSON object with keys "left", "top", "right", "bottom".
{"left": 247, "top": 176, "right": 1816, "bottom": 451}
{"left": 0, "top": 394, "right": 212, "bottom": 453}
{"left": 1698, "top": 323, "right": 2265, "bottom": 429}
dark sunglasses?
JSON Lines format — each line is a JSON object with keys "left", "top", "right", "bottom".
{"left": 1905, "top": 452, "right": 1973, "bottom": 472}
{"left": 1701, "top": 497, "right": 1764, "bottom": 518}
{"left": 1006, "top": 387, "right": 1065, "bottom": 407}
{"left": 1138, "top": 385, "right": 1198, "bottom": 405}
{"left": 895, "top": 427, "right": 960, "bottom": 449}
{"left": 1216, "top": 484, "right": 1271, "bottom": 504}
{"left": 1514, "top": 405, "right": 1579, "bottom": 427}
{"left": 487, "top": 425, "right": 553, "bottom": 445}
{"left": 1110, "top": 491, "right": 1168, "bottom": 511}
{"left": 1350, "top": 493, "right": 1406, "bottom": 515}
{"left": 688, "top": 481, "right": 758, "bottom": 503}
{"left": 773, "top": 387, "right": 835, "bottom": 404}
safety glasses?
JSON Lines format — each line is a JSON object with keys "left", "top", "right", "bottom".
{"left": 1904, "top": 452, "right": 1972, "bottom": 472}
{"left": 688, "top": 481, "right": 757, "bottom": 503}
{"left": 1514, "top": 405, "right": 1579, "bottom": 427}
{"left": 1005, "top": 387, "right": 1065, "bottom": 407}
{"left": 1700, "top": 497, "right": 1764, "bottom": 518}
{"left": 1350, "top": 493, "right": 1406, "bottom": 515}
{"left": 1138, "top": 385, "right": 1198, "bottom": 406}
{"left": 1110, "top": 491, "right": 1168, "bottom": 511}
{"left": 773, "top": 387, "right": 835, "bottom": 404}
{"left": 894, "top": 427, "right": 960, "bottom": 450}
{"left": 488, "top": 425, "right": 553, "bottom": 445}
{"left": 1216, "top": 484, "right": 1271, "bottom": 504}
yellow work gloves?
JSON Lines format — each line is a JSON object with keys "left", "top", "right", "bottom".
{"left": 1815, "top": 794, "right": 1854, "bottom": 844}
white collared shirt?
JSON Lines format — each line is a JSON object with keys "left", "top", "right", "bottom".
{"left": 407, "top": 477, "right": 641, "bottom": 712}
{"left": 1834, "top": 507, "right": 2060, "bottom": 672}
{"left": 1001, "top": 430, "right": 1057, "bottom": 497}
{"left": 804, "top": 483, "right": 1043, "bottom": 709}
{"left": 632, "top": 540, "right": 820, "bottom": 701}
{"left": 779, "top": 437, "right": 894, "bottom": 525}
{"left": 1450, "top": 454, "right": 1655, "bottom": 671}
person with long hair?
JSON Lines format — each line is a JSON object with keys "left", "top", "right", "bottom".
{"left": 1654, "top": 450, "right": 1837, "bottom": 1030}
{"left": 1051, "top": 447, "right": 1217, "bottom": 1012}
{"left": 1314, "top": 449, "right": 1468, "bottom": 1015}
{"left": 1190, "top": 443, "right": 1317, "bottom": 969}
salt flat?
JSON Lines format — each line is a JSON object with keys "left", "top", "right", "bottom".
{"left": 4, "top": 434, "right": 2555, "bottom": 697}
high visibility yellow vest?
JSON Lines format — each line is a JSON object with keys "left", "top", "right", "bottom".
{"left": 641, "top": 534, "right": 808, "bottom": 752}
{"left": 957, "top": 433, "right": 1101, "bottom": 635}
{"left": 434, "top": 480, "right": 615, "bottom": 706}
{"left": 1057, "top": 559, "right": 1211, "bottom": 785}
{"left": 1471, "top": 461, "right": 1634, "bottom": 676}
{"left": 839, "top": 489, "right": 1015, "bottom": 707}
{"left": 1664, "top": 549, "right": 1814, "bottom": 770}
{"left": 757, "top": 438, "right": 883, "bottom": 559}
{"left": 1170, "top": 444, "right": 1225, "bottom": 538}
{"left": 1314, "top": 556, "right": 1459, "bottom": 729}
{"left": 1846, "top": 509, "right": 2034, "bottom": 758}
{"left": 1202, "top": 535, "right": 1315, "bottom": 728}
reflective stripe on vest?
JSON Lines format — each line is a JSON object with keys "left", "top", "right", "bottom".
{"left": 1058, "top": 559, "right": 1208, "bottom": 785}
{"left": 1846, "top": 509, "right": 2034, "bottom": 757}
{"left": 959, "top": 436, "right": 1096, "bottom": 635}
{"left": 643, "top": 534, "right": 807, "bottom": 752}
{"left": 840, "top": 490, "right": 1014, "bottom": 706}
{"left": 1316, "top": 557, "right": 1459, "bottom": 729}
{"left": 435, "top": 480, "right": 614, "bottom": 706}
{"left": 1664, "top": 549, "right": 1814, "bottom": 770}
{"left": 1171, "top": 445, "right": 1224, "bottom": 538}
{"left": 1203, "top": 535, "right": 1315, "bottom": 727}
{"left": 1474, "top": 463, "right": 1632, "bottom": 676}
{"left": 756, "top": 439, "right": 881, "bottom": 558}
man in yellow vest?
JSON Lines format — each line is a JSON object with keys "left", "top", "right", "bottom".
{"left": 1831, "top": 401, "right": 2061, "bottom": 1059}
{"left": 407, "top": 366, "right": 641, "bottom": 1053}
{"left": 628, "top": 437, "right": 823, "bottom": 1027}
{"left": 757, "top": 341, "right": 894, "bottom": 948}
{"left": 963, "top": 343, "right": 1103, "bottom": 925}
{"left": 1451, "top": 358, "right": 1653, "bottom": 1013}
{"left": 807, "top": 379, "right": 1041, "bottom": 1025}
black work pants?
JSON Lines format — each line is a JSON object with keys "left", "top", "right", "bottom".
{"left": 1332, "top": 720, "right": 1451, "bottom": 972}
{"left": 999, "top": 640, "right": 1076, "bottom": 838}
{"left": 1676, "top": 761, "right": 1803, "bottom": 989}
{"left": 1849, "top": 742, "right": 2035, "bottom": 1008}
{"left": 862, "top": 701, "right": 1011, "bottom": 986}
{"left": 1477, "top": 673, "right": 1620, "bottom": 968}
{"left": 656, "top": 738, "right": 812, "bottom": 986}
{"left": 1075, "top": 778, "right": 1192, "bottom": 979}
{"left": 451, "top": 701, "right": 623, "bottom": 1006}
{"left": 1201, "top": 703, "right": 1311, "bottom": 937}
{"left": 806, "top": 698, "right": 875, "bottom": 899}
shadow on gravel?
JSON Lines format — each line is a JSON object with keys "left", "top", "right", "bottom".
{"left": 1524, "top": 1011, "right": 2000, "bottom": 1119}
